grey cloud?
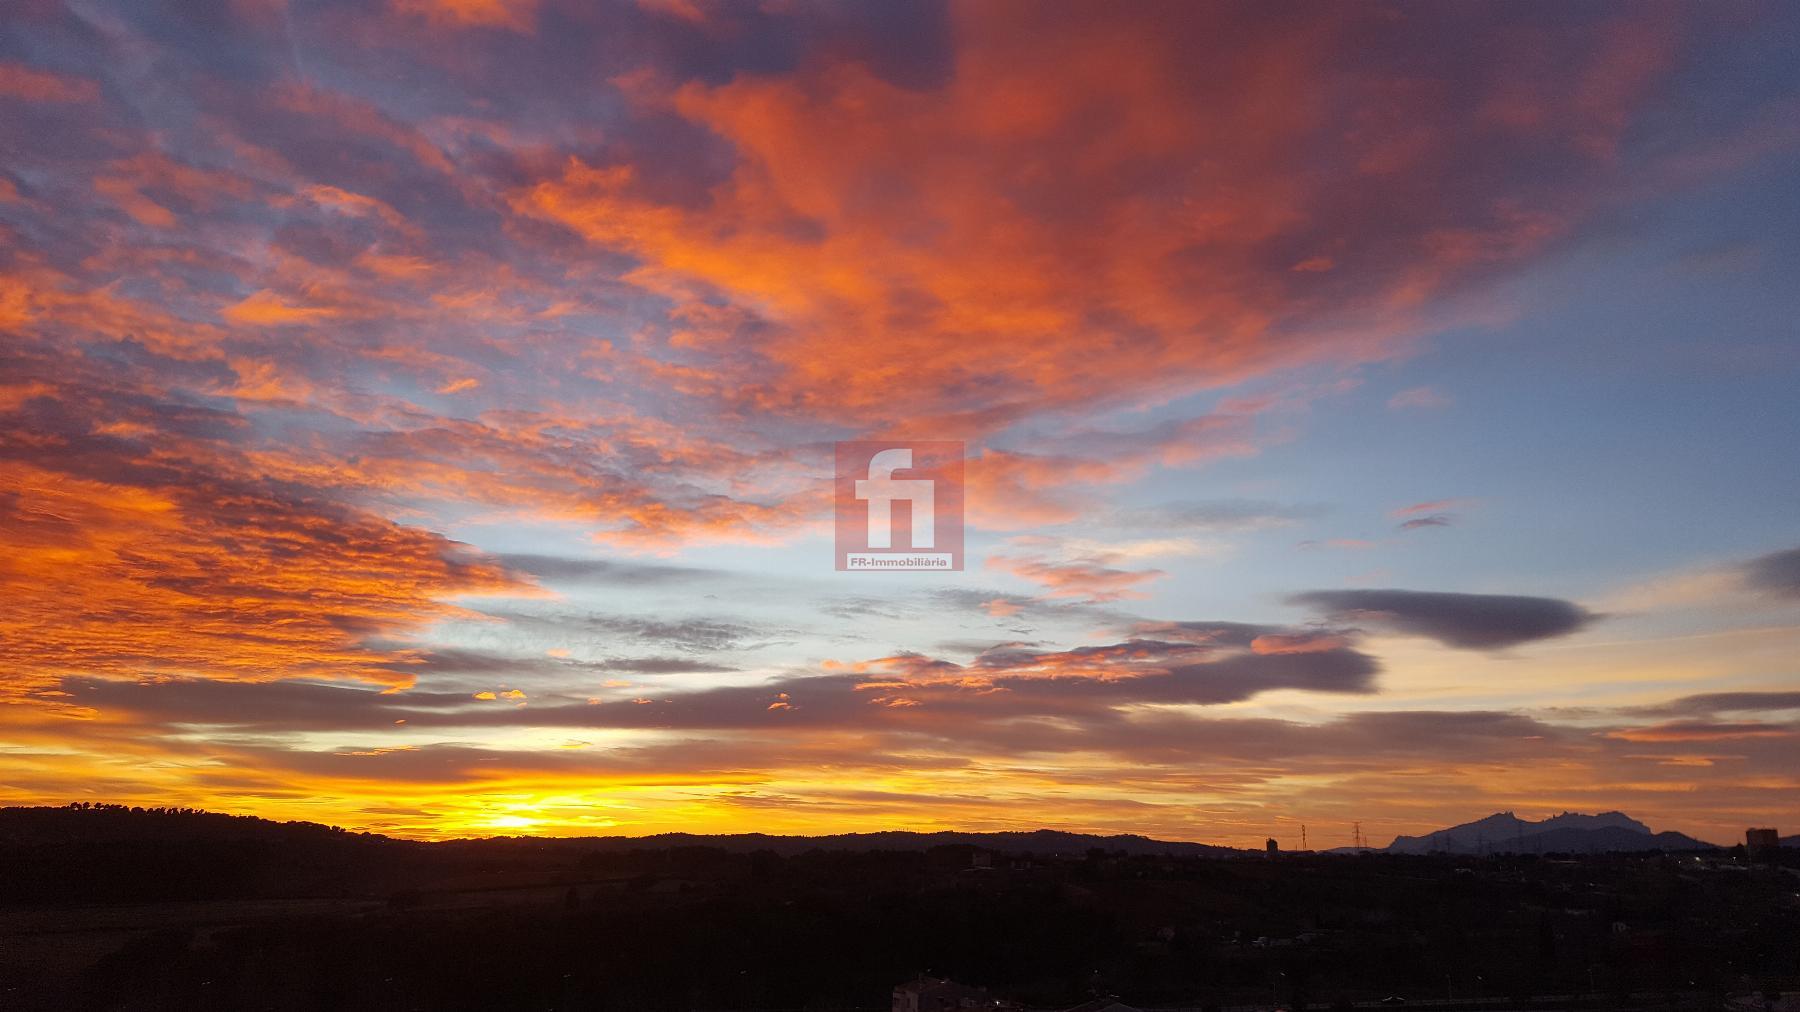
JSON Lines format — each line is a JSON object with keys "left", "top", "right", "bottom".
{"left": 379, "top": 648, "right": 551, "bottom": 676}
{"left": 214, "top": 738, "right": 954, "bottom": 787}
{"left": 1045, "top": 709, "right": 1573, "bottom": 761}
{"left": 48, "top": 677, "right": 471, "bottom": 731}
{"left": 40, "top": 677, "right": 1797, "bottom": 816}
{"left": 494, "top": 609, "right": 769, "bottom": 652}
{"left": 377, "top": 648, "right": 736, "bottom": 682}
{"left": 934, "top": 638, "right": 1043, "bottom": 655}
{"left": 50, "top": 635, "right": 1377, "bottom": 735}
{"left": 498, "top": 553, "right": 721, "bottom": 585}
{"left": 1289, "top": 589, "right": 1596, "bottom": 649}
{"left": 1397, "top": 514, "right": 1454, "bottom": 530}
{"left": 928, "top": 588, "right": 1134, "bottom": 626}
{"left": 817, "top": 595, "right": 914, "bottom": 621}
{"left": 1744, "top": 546, "right": 1800, "bottom": 599}
{"left": 1125, "top": 620, "right": 1285, "bottom": 647}
{"left": 1628, "top": 690, "right": 1800, "bottom": 717}
{"left": 599, "top": 656, "right": 739, "bottom": 675}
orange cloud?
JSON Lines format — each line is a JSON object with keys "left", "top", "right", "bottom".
{"left": 0, "top": 62, "right": 99, "bottom": 103}
{"left": 985, "top": 554, "right": 1164, "bottom": 603}
{"left": 1607, "top": 721, "right": 1791, "bottom": 743}
{"left": 1251, "top": 633, "right": 1353, "bottom": 655}
{"left": 221, "top": 289, "right": 344, "bottom": 325}
{"left": 981, "top": 598, "right": 1021, "bottom": 619}
{"left": 510, "top": 5, "right": 1679, "bottom": 432}
{"left": 0, "top": 368, "right": 526, "bottom": 697}
{"left": 391, "top": 0, "right": 536, "bottom": 32}
{"left": 1390, "top": 498, "right": 1477, "bottom": 519}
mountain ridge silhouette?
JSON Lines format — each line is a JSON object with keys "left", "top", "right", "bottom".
{"left": 1384, "top": 809, "right": 1718, "bottom": 854}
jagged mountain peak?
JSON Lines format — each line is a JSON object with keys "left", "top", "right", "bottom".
{"left": 1386, "top": 810, "right": 1704, "bottom": 854}
{"left": 1537, "top": 810, "right": 1650, "bottom": 833}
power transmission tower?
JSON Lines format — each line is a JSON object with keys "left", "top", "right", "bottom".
{"left": 1300, "top": 824, "right": 1308, "bottom": 851}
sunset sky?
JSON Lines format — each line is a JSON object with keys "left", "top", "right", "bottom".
{"left": 3, "top": 0, "right": 1798, "bottom": 848}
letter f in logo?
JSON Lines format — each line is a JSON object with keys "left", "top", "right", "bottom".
{"left": 855, "top": 448, "right": 935, "bottom": 549}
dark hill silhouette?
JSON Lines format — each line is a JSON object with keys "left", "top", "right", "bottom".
{"left": 0, "top": 804, "right": 1244, "bottom": 904}
{"left": 0, "top": 804, "right": 423, "bottom": 904}
{"left": 0, "top": 802, "right": 390, "bottom": 844}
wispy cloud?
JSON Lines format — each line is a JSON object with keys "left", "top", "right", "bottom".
{"left": 1390, "top": 498, "right": 1477, "bottom": 531}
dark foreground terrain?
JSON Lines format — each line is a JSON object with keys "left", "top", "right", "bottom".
{"left": 0, "top": 805, "right": 1795, "bottom": 1010}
